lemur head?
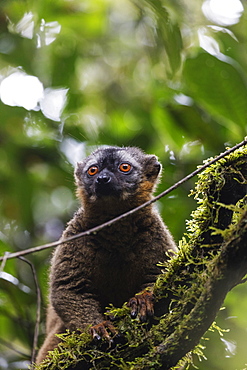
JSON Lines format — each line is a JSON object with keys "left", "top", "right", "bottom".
{"left": 75, "top": 146, "right": 161, "bottom": 207}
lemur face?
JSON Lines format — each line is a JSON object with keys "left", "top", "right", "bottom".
{"left": 75, "top": 146, "right": 161, "bottom": 202}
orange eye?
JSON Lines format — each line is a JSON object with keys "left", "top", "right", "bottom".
{"left": 119, "top": 163, "right": 132, "bottom": 173}
{"left": 87, "top": 166, "right": 99, "bottom": 176}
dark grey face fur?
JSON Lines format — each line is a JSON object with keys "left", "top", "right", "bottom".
{"left": 75, "top": 146, "right": 161, "bottom": 201}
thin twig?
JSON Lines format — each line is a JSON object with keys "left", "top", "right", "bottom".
{"left": 18, "top": 257, "right": 41, "bottom": 366}
{"left": 1, "top": 138, "right": 247, "bottom": 262}
{"left": 0, "top": 252, "right": 10, "bottom": 271}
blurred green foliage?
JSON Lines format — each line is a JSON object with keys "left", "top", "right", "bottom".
{"left": 0, "top": 0, "right": 247, "bottom": 369}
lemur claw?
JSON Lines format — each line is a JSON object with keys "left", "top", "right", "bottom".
{"left": 127, "top": 290, "right": 154, "bottom": 322}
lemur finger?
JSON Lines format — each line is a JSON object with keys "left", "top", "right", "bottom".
{"left": 90, "top": 320, "right": 117, "bottom": 342}
{"left": 127, "top": 297, "right": 138, "bottom": 319}
{"left": 128, "top": 290, "right": 155, "bottom": 322}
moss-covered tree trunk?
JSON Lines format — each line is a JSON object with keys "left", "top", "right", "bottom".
{"left": 35, "top": 146, "right": 247, "bottom": 370}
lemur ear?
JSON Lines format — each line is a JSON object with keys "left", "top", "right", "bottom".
{"left": 144, "top": 155, "right": 161, "bottom": 180}
{"left": 75, "top": 162, "right": 84, "bottom": 181}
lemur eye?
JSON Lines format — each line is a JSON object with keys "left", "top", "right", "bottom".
{"left": 87, "top": 166, "right": 99, "bottom": 176}
{"left": 119, "top": 163, "right": 132, "bottom": 173}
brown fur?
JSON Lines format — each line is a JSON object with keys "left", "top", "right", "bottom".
{"left": 36, "top": 146, "right": 177, "bottom": 363}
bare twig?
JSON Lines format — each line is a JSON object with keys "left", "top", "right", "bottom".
{"left": 0, "top": 252, "right": 10, "bottom": 272}
{"left": 1, "top": 138, "right": 247, "bottom": 262}
{"left": 18, "top": 257, "right": 41, "bottom": 365}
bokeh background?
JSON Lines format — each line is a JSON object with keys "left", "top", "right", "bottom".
{"left": 0, "top": 0, "right": 247, "bottom": 369}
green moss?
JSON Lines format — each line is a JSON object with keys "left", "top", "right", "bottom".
{"left": 188, "top": 145, "right": 247, "bottom": 238}
{"left": 34, "top": 331, "right": 92, "bottom": 370}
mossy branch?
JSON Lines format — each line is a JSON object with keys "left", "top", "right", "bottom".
{"left": 134, "top": 209, "right": 247, "bottom": 370}
{"left": 34, "top": 146, "right": 247, "bottom": 370}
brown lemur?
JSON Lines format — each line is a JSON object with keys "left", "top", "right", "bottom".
{"left": 36, "top": 146, "right": 177, "bottom": 363}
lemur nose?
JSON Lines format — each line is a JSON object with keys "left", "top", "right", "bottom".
{"left": 96, "top": 174, "right": 111, "bottom": 184}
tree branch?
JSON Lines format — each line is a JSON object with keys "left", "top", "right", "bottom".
{"left": 136, "top": 210, "right": 247, "bottom": 370}
{"left": 18, "top": 257, "right": 41, "bottom": 365}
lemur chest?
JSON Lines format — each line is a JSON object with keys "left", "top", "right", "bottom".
{"left": 90, "top": 249, "right": 145, "bottom": 306}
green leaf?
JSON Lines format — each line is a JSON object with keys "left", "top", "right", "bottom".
{"left": 142, "top": 0, "right": 183, "bottom": 74}
{"left": 183, "top": 52, "right": 247, "bottom": 138}
{"left": 151, "top": 104, "right": 185, "bottom": 150}
{"left": 161, "top": 20, "right": 182, "bottom": 75}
